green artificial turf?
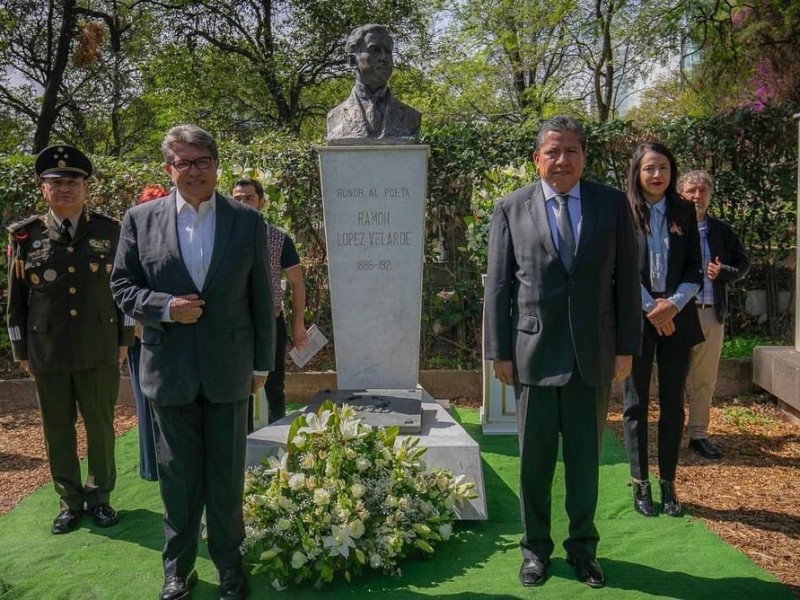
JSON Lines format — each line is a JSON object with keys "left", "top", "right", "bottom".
{"left": 0, "top": 408, "right": 791, "bottom": 599}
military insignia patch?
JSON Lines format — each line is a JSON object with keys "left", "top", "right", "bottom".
{"left": 43, "top": 269, "right": 57, "bottom": 282}
{"left": 27, "top": 249, "right": 49, "bottom": 263}
{"left": 89, "top": 238, "right": 112, "bottom": 253}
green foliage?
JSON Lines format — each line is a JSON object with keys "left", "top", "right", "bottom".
{"left": 0, "top": 103, "right": 796, "bottom": 363}
{"left": 464, "top": 161, "right": 535, "bottom": 274}
{"left": 721, "top": 404, "right": 777, "bottom": 430}
{"left": 721, "top": 335, "right": 776, "bottom": 359}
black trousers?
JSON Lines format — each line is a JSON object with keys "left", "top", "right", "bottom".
{"left": 516, "top": 367, "right": 609, "bottom": 561}
{"left": 34, "top": 365, "right": 119, "bottom": 511}
{"left": 151, "top": 394, "right": 248, "bottom": 577}
{"left": 248, "top": 313, "right": 287, "bottom": 431}
{"left": 623, "top": 320, "right": 692, "bottom": 482}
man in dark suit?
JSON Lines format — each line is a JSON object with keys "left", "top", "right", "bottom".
{"left": 111, "top": 125, "right": 274, "bottom": 600}
{"left": 483, "top": 116, "right": 641, "bottom": 589}
{"left": 7, "top": 144, "right": 134, "bottom": 535}
{"left": 679, "top": 170, "right": 749, "bottom": 459}
{"left": 326, "top": 24, "right": 420, "bottom": 144}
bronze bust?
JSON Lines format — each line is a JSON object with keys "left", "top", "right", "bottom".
{"left": 327, "top": 24, "right": 421, "bottom": 145}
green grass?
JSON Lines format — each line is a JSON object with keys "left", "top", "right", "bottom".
{"left": 0, "top": 408, "right": 793, "bottom": 599}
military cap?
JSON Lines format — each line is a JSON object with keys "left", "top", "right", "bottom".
{"left": 35, "top": 144, "right": 93, "bottom": 179}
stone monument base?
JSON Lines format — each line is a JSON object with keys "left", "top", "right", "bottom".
{"left": 304, "top": 388, "right": 422, "bottom": 434}
{"left": 753, "top": 346, "right": 800, "bottom": 426}
{"left": 246, "top": 387, "right": 488, "bottom": 520}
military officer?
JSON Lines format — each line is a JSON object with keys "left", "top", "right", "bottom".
{"left": 6, "top": 144, "right": 135, "bottom": 534}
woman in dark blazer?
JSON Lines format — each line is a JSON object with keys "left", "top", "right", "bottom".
{"left": 126, "top": 184, "right": 168, "bottom": 481}
{"left": 622, "top": 143, "right": 704, "bottom": 517}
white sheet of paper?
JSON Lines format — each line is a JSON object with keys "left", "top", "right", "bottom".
{"left": 289, "top": 324, "right": 328, "bottom": 368}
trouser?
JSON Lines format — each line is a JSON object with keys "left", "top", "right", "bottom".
{"left": 34, "top": 365, "right": 120, "bottom": 511}
{"left": 516, "top": 366, "right": 609, "bottom": 561}
{"left": 623, "top": 321, "right": 692, "bottom": 482}
{"left": 151, "top": 394, "right": 249, "bottom": 577}
{"left": 686, "top": 307, "right": 724, "bottom": 439}
{"left": 128, "top": 340, "right": 159, "bottom": 481}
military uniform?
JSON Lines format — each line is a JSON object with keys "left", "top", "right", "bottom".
{"left": 6, "top": 145, "right": 134, "bottom": 528}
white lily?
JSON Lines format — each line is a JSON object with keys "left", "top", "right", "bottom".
{"left": 265, "top": 449, "right": 289, "bottom": 474}
{"left": 323, "top": 524, "right": 356, "bottom": 558}
{"left": 298, "top": 410, "right": 332, "bottom": 435}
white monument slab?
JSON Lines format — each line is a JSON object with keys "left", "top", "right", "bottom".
{"left": 319, "top": 145, "right": 429, "bottom": 389}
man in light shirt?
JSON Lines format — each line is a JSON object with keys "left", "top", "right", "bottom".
{"left": 111, "top": 124, "right": 273, "bottom": 600}
{"left": 679, "top": 170, "right": 749, "bottom": 459}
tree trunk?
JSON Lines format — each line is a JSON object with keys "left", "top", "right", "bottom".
{"left": 33, "top": 0, "right": 77, "bottom": 153}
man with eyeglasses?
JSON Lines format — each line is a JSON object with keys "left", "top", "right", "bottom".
{"left": 111, "top": 124, "right": 274, "bottom": 600}
{"left": 232, "top": 178, "right": 308, "bottom": 428}
{"left": 6, "top": 144, "right": 134, "bottom": 535}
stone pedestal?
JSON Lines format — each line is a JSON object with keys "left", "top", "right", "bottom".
{"left": 319, "top": 145, "right": 428, "bottom": 389}
{"left": 753, "top": 346, "right": 800, "bottom": 426}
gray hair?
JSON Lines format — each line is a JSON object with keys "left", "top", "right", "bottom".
{"left": 345, "top": 24, "right": 392, "bottom": 54}
{"left": 536, "top": 116, "right": 586, "bottom": 152}
{"left": 677, "top": 169, "right": 714, "bottom": 193}
{"left": 161, "top": 124, "right": 219, "bottom": 163}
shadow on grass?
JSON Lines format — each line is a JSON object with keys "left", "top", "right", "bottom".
{"left": 598, "top": 557, "right": 793, "bottom": 599}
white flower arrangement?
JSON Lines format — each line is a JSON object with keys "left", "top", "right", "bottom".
{"left": 242, "top": 401, "right": 477, "bottom": 590}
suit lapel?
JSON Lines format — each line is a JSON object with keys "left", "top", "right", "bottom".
{"left": 574, "top": 180, "right": 597, "bottom": 269}
{"left": 202, "top": 192, "right": 232, "bottom": 293}
{"left": 526, "top": 183, "right": 559, "bottom": 263}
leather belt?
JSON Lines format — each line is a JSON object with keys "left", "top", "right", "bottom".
{"left": 696, "top": 303, "right": 714, "bottom": 309}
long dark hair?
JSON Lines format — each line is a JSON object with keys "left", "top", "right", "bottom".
{"left": 626, "top": 142, "right": 694, "bottom": 235}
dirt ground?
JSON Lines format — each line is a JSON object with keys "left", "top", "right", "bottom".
{"left": 0, "top": 393, "right": 797, "bottom": 596}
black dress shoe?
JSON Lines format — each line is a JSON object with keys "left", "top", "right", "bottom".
{"left": 51, "top": 509, "right": 84, "bottom": 534}
{"left": 633, "top": 480, "right": 656, "bottom": 517}
{"left": 567, "top": 556, "right": 605, "bottom": 588}
{"left": 87, "top": 503, "right": 119, "bottom": 527}
{"left": 689, "top": 437, "right": 723, "bottom": 459}
{"left": 659, "top": 479, "right": 682, "bottom": 517}
{"left": 518, "top": 556, "right": 549, "bottom": 587}
{"left": 219, "top": 568, "right": 248, "bottom": 600}
{"left": 161, "top": 570, "right": 198, "bottom": 600}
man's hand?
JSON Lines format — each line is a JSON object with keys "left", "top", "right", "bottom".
{"left": 613, "top": 355, "right": 632, "bottom": 382}
{"left": 118, "top": 346, "right": 128, "bottom": 366}
{"left": 707, "top": 256, "right": 722, "bottom": 280}
{"left": 655, "top": 320, "right": 676, "bottom": 336}
{"left": 292, "top": 323, "right": 309, "bottom": 350}
{"left": 18, "top": 360, "right": 32, "bottom": 377}
{"left": 493, "top": 359, "right": 514, "bottom": 386}
{"left": 647, "top": 298, "right": 678, "bottom": 327}
{"left": 251, "top": 374, "right": 267, "bottom": 395}
{"left": 169, "top": 294, "right": 204, "bottom": 324}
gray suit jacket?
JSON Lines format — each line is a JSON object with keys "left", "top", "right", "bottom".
{"left": 483, "top": 179, "right": 641, "bottom": 387}
{"left": 111, "top": 192, "right": 275, "bottom": 405}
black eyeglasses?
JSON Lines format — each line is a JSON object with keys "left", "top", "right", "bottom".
{"left": 169, "top": 157, "right": 215, "bottom": 173}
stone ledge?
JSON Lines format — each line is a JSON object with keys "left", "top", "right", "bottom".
{"left": 0, "top": 360, "right": 754, "bottom": 410}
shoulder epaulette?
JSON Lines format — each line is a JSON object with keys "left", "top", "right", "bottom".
{"left": 7, "top": 214, "right": 44, "bottom": 234}
{"left": 88, "top": 210, "right": 122, "bottom": 224}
